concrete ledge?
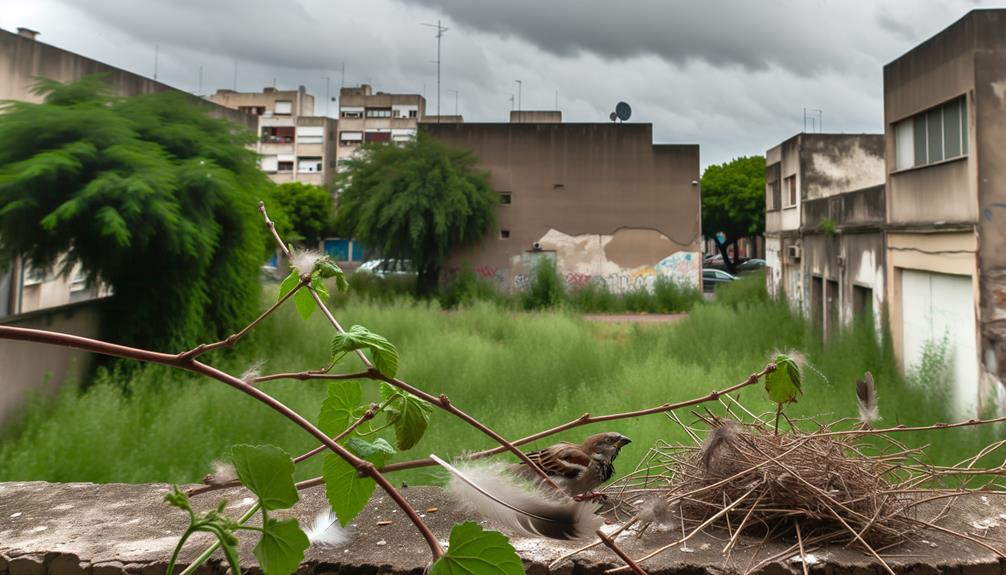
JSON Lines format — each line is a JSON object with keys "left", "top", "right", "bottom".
{"left": 1, "top": 482, "right": 1005, "bottom": 574}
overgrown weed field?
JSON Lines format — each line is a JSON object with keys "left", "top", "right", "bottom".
{"left": 0, "top": 275, "right": 991, "bottom": 486}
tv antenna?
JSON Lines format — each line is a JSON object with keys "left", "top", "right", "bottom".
{"left": 610, "top": 101, "right": 631, "bottom": 123}
{"left": 803, "top": 108, "right": 823, "bottom": 133}
{"left": 422, "top": 20, "right": 449, "bottom": 122}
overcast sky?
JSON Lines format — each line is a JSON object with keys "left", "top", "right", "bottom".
{"left": 1, "top": 0, "right": 995, "bottom": 168}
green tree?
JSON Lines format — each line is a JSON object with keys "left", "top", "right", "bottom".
{"left": 0, "top": 77, "right": 269, "bottom": 351}
{"left": 334, "top": 133, "right": 498, "bottom": 296}
{"left": 268, "top": 182, "right": 332, "bottom": 246}
{"left": 701, "top": 155, "right": 766, "bottom": 274}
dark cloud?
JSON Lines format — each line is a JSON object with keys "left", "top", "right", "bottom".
{"left": 3, "top": 0, "right": 1000, "bottom": 167}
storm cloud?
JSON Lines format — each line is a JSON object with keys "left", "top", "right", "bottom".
{"left": 1, "top": 0, "right": 995, "bottom": 167}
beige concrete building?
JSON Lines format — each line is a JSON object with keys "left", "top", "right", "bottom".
{"left": 425, "top": 122, "right": 702, "bottom": 292}
{"left": 336, "top": 84, "right": 426, "bottom": 167}
{"left": 764, "top": 134, "right": 886, "bottom": 336}
{"left": 883, "top": 9, "right": 1006, "bottom": 415}
{"left": 207, "top": 87, "right": 338, "bottom": 187}
{"left": 0, "top": 26, "right": 254, "bottom": 317}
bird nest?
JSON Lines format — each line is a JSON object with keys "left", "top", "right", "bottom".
{"left": 596, "top": 405, "right": 1006, "bottom": 572}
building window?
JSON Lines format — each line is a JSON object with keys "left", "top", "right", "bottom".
{"left": 340, "top": 131, "right": 363, "bottom": 146}
{"left": 277, "top": 161, "right": 294, "bottom": 173}
{"left": 894, "top": 95, "right": 967, "bottom": 170}
{"left": 499, "top": 229, "right": 511, "bottom": 239}
{"left": 23, "top": 264, "right": 46, "bottom": 286}
{"left": 341, "top": 110, "right": 363, "bottom": 119}
{"left": 364, "top": 131, "right": 391, "bottom": 143}
{"left": 366, "top": 108, "right": 392, "bottom": 118}
{"left": 500, "top": 192, "right": 512, "bottom": 205}
{"left": 296, "top": 126, "right": 324, "bottom": 145}
{"left": 298, "top": 157, "right": 323, "bottom": 173}
{"left": 766, "top": 162, "right": 781, "bottom": 211}
{"left": 784, "top": 175, "right": 797, "bottom": 207}
{"left": 274, "top": 100, "right": 293, "bottom": 115}
{"left": 261, "top": 126, "right": 295, "bottom": 144}
{"left": 409, "top": 109, "right": 418, "bottom": 118}
{"left": 238, "top": 106, "right": 266, "bottom": 116}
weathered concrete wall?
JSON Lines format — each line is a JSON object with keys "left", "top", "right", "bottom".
{"left": 0, "top": 28, "right": 255, "bottom": 132}
{"left": 0, "top": 299, "right": 106, "bottom": 428}
{"left": 3, "top": 482, "right": 1006, "bottom": 575}
{"left": 427, "top": 123, "right": 701, "bottom": 292}
{"left": 800, "top": 135, "right": 884, "bottom": 201}
{"left": 975, "top": 45, "right": 1006, "bottom": 399}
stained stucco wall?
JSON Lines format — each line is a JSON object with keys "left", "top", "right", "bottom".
{"left": 426, "top": 123, "right": 701, "bottom": 293}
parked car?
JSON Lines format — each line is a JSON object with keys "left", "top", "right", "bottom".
{"left": 702, "top": 268, "right": 736, "bottom": 293}
{"left": 735, "top": 258, "right": 766, "bottom": 274}
{"left": 356, "top": 259, "right": 415, "bottom": 278}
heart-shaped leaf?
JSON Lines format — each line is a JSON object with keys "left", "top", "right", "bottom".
{"left": 254, "top": 517, "right": 309, "bottom": 575}
{"left": 231, "top": 444, "right": 299, "bottom": 511}
{"left": 318, "top": 381, "right": 362, "bottom": 438}
{"left": 330, "top": 325, "right": 399, "bottom": 378}
{"left": 429, "top": 522, "right": 524, "bottom": 575}
{"left": 765, "top": 354, "right": 803, "bottom": 405}
{"left": 380, "top": 382, "right": 433, "bottom": 450}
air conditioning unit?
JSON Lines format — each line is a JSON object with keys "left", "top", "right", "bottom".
{"left": 787, "top": 245, "right": 801, "bottom": 260}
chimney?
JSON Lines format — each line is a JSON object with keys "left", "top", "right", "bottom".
{"left": 17, "top": 27, "right": 39, "bottom": 40}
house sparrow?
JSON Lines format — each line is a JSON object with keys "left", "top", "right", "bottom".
{"left": 510, "top": 432, "right": 632, "bottom": 498}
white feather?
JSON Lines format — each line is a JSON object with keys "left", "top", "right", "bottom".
{"left": 305, "top": 509, "right": 349, "bottom": 547}
{"left": 431, "top": 454, "right": 603, "bottom": 540}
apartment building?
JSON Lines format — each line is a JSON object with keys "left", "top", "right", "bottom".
{"left": 336, "top": 84, "right": 426, "bottom": 167}
{"left": 764, "top": 134, "right": 886, "bottom": 337}
{"left": 208, "top": 87, "right": 338, "bottom": 187}
{"left": 425, "top": 121, "right": 702, "bottom": 293}
{"left": 883, "top": 9, "right": 1006, "bottom": 415}
{"left": 0, "top": 26, "right": 254, "bottom": 317}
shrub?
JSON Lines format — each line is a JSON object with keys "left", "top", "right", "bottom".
{"left": 715, "top": 270, "right": 769, "bottom": 308}
{"left": 439, "top": 265, "right": 506, "bottom": 309}
{"left": 521, "top": 258, "right": 565, "bottom": 310}
{"left": 652, "top": 277, "right": 702, "bottom": 312}
{"left": 567, "top": 281, "right": 621, "bottom": 313}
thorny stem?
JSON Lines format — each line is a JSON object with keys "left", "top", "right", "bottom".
{"left": 379, "top": 366, "right": 776, "bottom": 474}
{"left": 176, "top": 277, "right": 307, "bottom": 362}
{"left": 596, "top": 529, "right": 648, "bottom": 575}
{"left": 0, "top": 325, "right": 445, "bottom": 560}
{"left": 258, "top": 201, "right": 564, "bottom": 494}
{"left": 187, "top": 402, "right": 383, "bottom": 498}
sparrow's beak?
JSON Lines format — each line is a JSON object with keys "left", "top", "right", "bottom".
{"left": 617, "top": 435, "right": 632, "bottom": 447}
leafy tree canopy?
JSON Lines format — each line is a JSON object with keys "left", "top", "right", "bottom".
{"left": 701, "top": 155, "right": 766, "bottom": 273}
{"left": 268, "top": 182, "right": 332, "bottom": 246}
{"left": 0, "top": 76, "right": 270, "bottom": 351}
{"left": 334, "top": 132, "right": 498, "bottom": 296}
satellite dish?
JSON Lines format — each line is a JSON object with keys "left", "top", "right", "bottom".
{"left": 609, "top": 112, "right": 618, "bottom": 122}
{"left": 615, "top": 101, "right": 632, "bottom": 122}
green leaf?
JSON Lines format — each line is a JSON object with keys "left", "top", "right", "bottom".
{"left": 345, "top": 437, "right": 396, "bottom": 458}
{"left": 313, "top": 257, "right": 349, "bottom": 292}
{"left": 293, "top": 286, "right": 315, "bottom": 320}
{"left": 230, "top": 445, "right": 299, "bottom": 511}
{"left": 323, "top": 449, "right": 388, "bottom": 527}
{"left": 278, "top": 269, "right": 300, "bottom": 302}
{"left": 310, "top": 276, "right": 330, "bottom": 302}
{"left": 318, "top": 381, "right": 362, "bottom": 437}
{"left": 430, "top": 522, "right": 524, "bottom": 575}
{"left": 380, "top": 383, "right": 434, "bottom": 450}
{"left": 765, "top": 354, "right": 803, "bottom": 405}
{"left": 254, "top": 517, "right": 309, "bottom": 575}
{"left": 330, "top": 325, "right": 399, "bottom": 378}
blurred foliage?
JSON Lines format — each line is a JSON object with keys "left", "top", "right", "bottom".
{"left": 268, "top": 182, "right": 333, "bottom": 246}
{"left": 334, "top": 133, "right": 498, "bottom": 296}
{"left": 701, "top": 155, "right": 765, "bottom": 271}
{"left": 0, "top": 76, "right": 269, "bottom": 351}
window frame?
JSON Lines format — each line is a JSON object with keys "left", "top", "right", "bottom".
{"left": 893, "top": 94, "right": 968, "bottom": 173}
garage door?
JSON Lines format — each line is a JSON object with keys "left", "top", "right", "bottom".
{"left": 901, "top": 269, "right": 977, "bottom": 416}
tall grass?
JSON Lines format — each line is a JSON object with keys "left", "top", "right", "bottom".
{"left": 0, "top": 274, "right": 990, "bottom": 486}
